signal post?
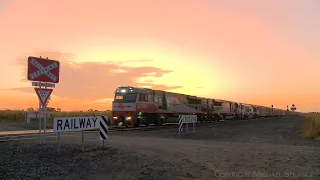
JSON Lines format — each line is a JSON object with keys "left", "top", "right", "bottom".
{"left": 27, "top": 56, "right": 60, "bottom": 144}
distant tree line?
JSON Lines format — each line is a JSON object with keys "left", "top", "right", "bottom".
{"left": 24, "top": 107, "right": 111, "bottom": 112}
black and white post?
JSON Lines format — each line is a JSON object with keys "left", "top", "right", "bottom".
{"left": 100, "top": 116, "right": 109, "bottom": 148}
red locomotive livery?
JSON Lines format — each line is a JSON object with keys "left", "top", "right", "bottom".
{"left": 111, "top": 86, "right": 297, "bottom": 127}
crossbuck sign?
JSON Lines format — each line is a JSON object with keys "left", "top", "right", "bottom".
{"left": 27, "top": 56, "right": 60, "bottom": 83}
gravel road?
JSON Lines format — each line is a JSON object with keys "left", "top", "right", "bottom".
{"left": 1, "top": 116, "right": 319, "bottom": 180}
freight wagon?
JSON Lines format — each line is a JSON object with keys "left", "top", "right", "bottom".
{"left": 111, "top": 86, "right": 292, "bottom": 126}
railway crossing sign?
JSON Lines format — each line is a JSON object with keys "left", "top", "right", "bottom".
{"left": 27, "top": 56, "right": 60, "bottom": 83}
{"left": 53, "top": 116, "right": 100, "bottom": 132}
{"left": 28, "top": 56, "right": 60, "bottom": 146}
{"left": 53, "top": 116, "right": 109, "bottom": 153}
{"left": 178, "top": 115, "right": 197, "bottom": 136}
{"left": 34, "top": 88, "right": 53, "bottom": 107}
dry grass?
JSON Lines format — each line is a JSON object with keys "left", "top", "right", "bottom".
{"left": 0, "top": 110, "right": 112, "bottom": 123}
{"left": 300, "top": 113, "right": 320, "bottom": 140}
{"left": 0, "top": 110, "right": 26, "bottom": 122}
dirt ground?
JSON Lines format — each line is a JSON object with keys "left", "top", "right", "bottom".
{"left": 0, "top": 122, "right": 28, "bottom": 132}
{"left": 1, "top": 116, "right": 320, "bottom": 180}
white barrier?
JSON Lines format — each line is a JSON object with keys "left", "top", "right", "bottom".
{"left": 178, "top": 115, "right": 197, "bottom": 136}
{"left": 25, "top": 112, "right": 50, "bottom": 124}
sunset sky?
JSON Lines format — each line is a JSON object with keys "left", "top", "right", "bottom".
{"left": 0, "top": 0, "right": 319, "bottom": 112}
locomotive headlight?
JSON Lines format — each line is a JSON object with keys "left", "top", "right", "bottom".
{"left": 126, "top": 116, "right": 132, "bottom": 120}
{"left": 113, "top": 116, "right": 118, "bottom": 119}
{"left": 120, "top": 89, "right": 126, "bottom": 93}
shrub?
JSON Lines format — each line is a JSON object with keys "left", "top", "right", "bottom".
{"left": 0, "top": 110, "right": 26, "bottom": 122}
{"left": 301, "top": 113, "right": 320, "bottom": 139}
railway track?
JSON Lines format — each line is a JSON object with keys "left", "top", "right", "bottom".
{"left": 0, "top": 123, "right": 181, "bottom": 142}
{"left": 0, "top": 116, "right": 289, "bottom": 142}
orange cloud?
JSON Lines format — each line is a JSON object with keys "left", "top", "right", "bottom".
{"left": 3, "top": 50, "right": 182, "bottom": 110}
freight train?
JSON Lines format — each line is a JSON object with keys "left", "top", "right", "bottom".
{"left": 111, "top": 86, "right": 301, "bottom": 126}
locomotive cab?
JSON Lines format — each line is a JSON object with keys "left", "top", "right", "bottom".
{"left": 112, "top": 86, "right": 158, "bottom": 127}
{"left": 112, "top": 86, "right": 138, "bottom": 126}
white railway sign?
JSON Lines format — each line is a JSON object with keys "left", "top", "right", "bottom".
{"left": 53, "top": 116, "right": 100, "bottom": 132}
{"left": 53, "top": 116, "right": 109, "bottom": 154}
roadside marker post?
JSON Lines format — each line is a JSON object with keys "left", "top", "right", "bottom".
{"left": 178, "top": 115, "right": 197, "bottom": 136}
{"left": 100, "top": 116, "right": 109, "bottom": 148}
{"left": 28, "top": 56, "right": 60, "bottom": 144}
{"left": 53, "top": 116, "right": 109, "bottom": 154}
